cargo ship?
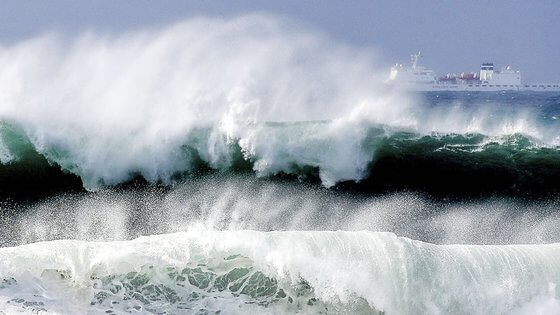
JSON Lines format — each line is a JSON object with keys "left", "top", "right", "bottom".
{"left": 389, "top": 52, "right": 560, "bottom": 92}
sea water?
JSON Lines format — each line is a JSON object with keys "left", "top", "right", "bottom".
{"left": 1, "top": 15, "right": 560, "bottom": 314}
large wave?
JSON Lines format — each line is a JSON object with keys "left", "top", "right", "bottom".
{"left": 1, "top": 15, "right": 558, "bottom": 194}
{"left": 2, "top": 121, "right": 560, "bottom": 198}
{"left": 1, "top": 231, "right": 559, "bottom": 314}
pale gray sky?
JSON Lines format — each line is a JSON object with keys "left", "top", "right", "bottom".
{"left": 1, "top": 0, "right": 558, "bottom": 81}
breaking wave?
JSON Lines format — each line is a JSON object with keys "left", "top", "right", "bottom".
{"left": 0, "top": 15, "right": 559, "bottom": 197}
{"left": 2, "top": 121, "right": 560, "bottom": 197}
{"left": 1, "top": 231, "right": 559, "bottom": 314}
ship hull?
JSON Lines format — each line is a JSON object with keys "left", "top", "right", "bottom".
{"left": 405, "top": 84, "right": 560, "bottom": 92}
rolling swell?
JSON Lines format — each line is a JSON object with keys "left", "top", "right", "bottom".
{"left": 358, "top": 131, "right": 560, "bottom": 197}
{"left": 1, "top": 121, "right": 559, "bottom": 199}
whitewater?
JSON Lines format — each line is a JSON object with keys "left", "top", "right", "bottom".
{"left": 1, "top": 14, "right": 560, "bottom": 314}
{"left": 1, "top": 230, "right": 560, "bottom": 314}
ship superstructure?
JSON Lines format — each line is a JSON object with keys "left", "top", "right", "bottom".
{"left": 390, "top": 52, "right": 560, "bottom": 92}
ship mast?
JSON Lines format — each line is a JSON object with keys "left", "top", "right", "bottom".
{"left": 411, "top": 51, "right": 421, "bottom": 69}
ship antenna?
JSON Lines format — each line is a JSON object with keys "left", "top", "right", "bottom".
{"left": 411, "top": 51, "right": 421, "bottom": 69}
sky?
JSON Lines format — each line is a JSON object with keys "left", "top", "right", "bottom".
{"left": 1, "top": 0, "right": 559, "bottom": 82}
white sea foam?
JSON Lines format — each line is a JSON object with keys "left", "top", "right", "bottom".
{"left": 0, "top": 230, "right": 559, "bottom": 314}
{"left": 0, "top": 139, "right": 13, "bottom": 164}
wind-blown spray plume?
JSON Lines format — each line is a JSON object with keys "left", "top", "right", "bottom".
{"left": 0, "top": 15, "right": 412, "bottom": 189}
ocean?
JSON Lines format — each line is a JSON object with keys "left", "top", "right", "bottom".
{"left": 1, "top": 17, "right": 560, "bottom": 314}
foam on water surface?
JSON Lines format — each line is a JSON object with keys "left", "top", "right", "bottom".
{"left": 1, "top": 230, "right": 559, "bottom": 314}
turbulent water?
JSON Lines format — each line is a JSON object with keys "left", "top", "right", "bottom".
{"left": 2, "top": 231, "right": 560, "bottom": 314}
{"left": 1, "top": 15, "right": 560, "bottom": 314}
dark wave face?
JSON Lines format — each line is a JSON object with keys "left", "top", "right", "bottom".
{"left": 2, "top": 129, "right": 560, "bottom": 200}
{"left": 360, "top": 130, "right": 560, "bottom": 196}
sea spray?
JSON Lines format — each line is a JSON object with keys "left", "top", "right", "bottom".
{"left": 0, "top": 15, "right": 406, "bottom": 190}
{"left": 3, "top": 176, "right": 560, "bottom": 247}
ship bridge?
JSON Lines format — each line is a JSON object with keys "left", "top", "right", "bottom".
{"left": 479, "top": 63, "right": 494, "bottom": 80}
{"left": 480, "top": 62, "right": 520, "bottom": 85}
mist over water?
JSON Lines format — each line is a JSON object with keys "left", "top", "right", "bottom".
{"left": 1, "top": 15, "right": 560, "bottom": 314}
{"left": 0, "top": 15, "right": 406, "bottom": 189}
{"left": 2, "top": 175, "right": 560, "bottom": 247}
